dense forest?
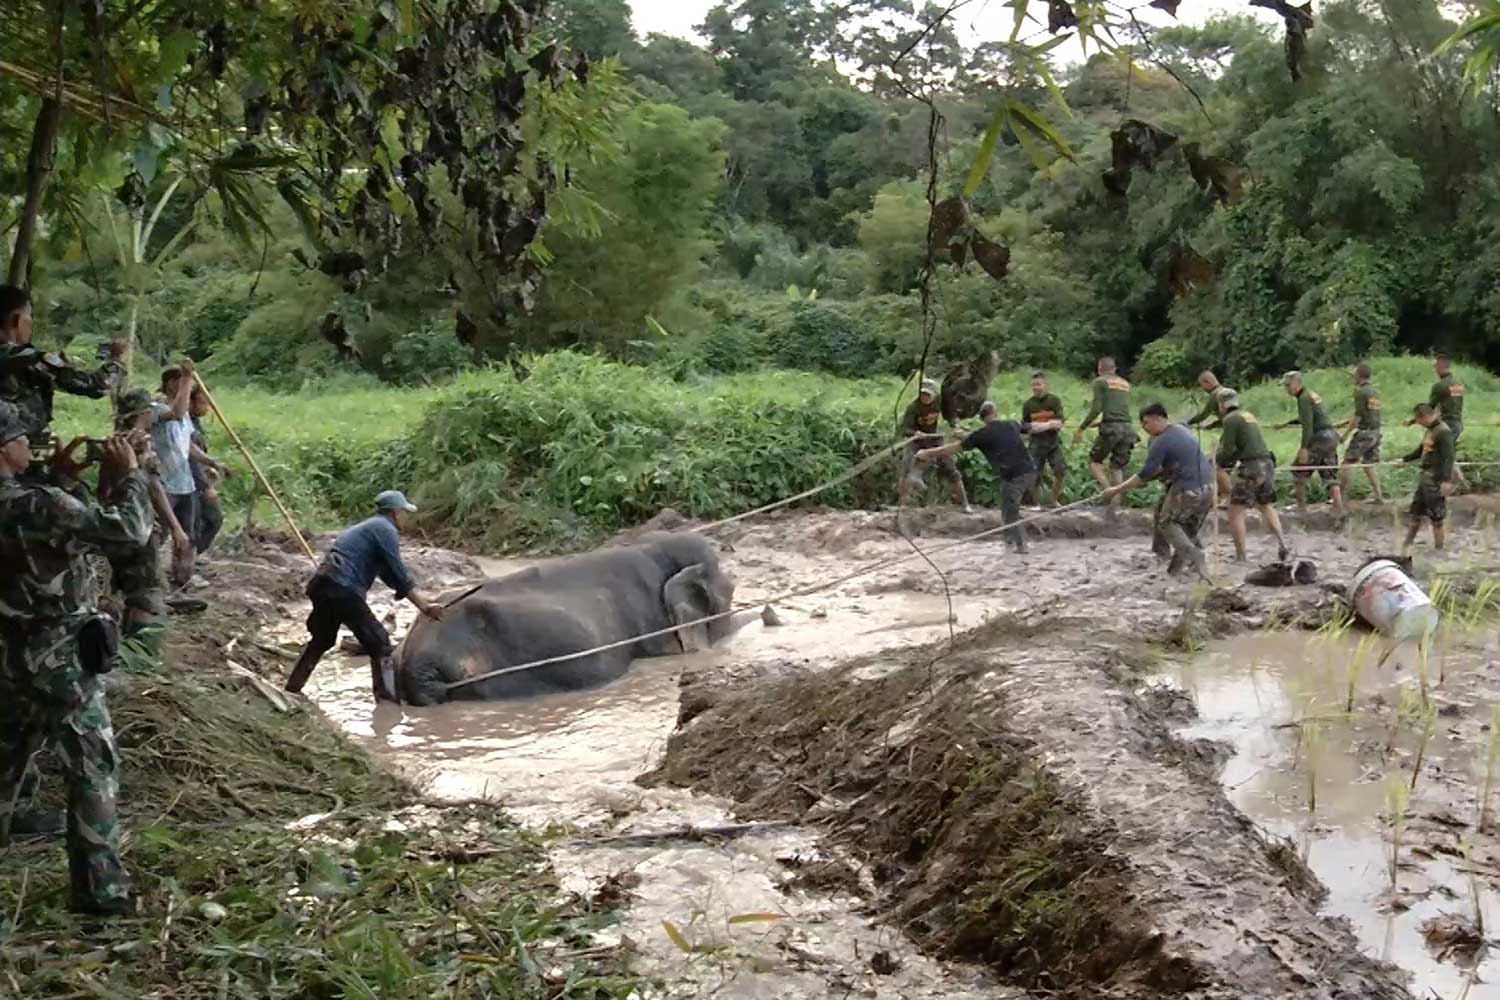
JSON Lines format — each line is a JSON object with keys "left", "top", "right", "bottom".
{"left": 6, "top": 0, "right": 1500, "bottom": 390}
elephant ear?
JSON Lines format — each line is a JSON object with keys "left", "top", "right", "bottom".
{"left": 664, "top": 564, "right": 715, "bottom": 653}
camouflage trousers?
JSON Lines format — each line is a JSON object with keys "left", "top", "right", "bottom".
{"left": 1151, "top": 486, "right": 1212, "bottom": 579}
{"left": 0, "top": 618, "right": 130, "bottom": 911}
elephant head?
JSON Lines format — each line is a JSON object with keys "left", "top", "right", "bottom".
{"left": 663, "top": 560, "right": 736, "bottom": 652}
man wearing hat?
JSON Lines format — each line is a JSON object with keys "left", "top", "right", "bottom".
{"left": 0, "top": 400, "right": 153, "bottom": 916}
{"left": 897, "top": 377, "right": 972, "bottom": 514}
{"left": 1338, "top": 362, "right": 1385, "bottom": 503}
{"left": 1279, "top": 371, "right": 1346, "bottom": 517}
{"left": 285, "top": 490, "right": 446, "bottom": 701}
{"left": 1213, "top": 389, "right": 1290, "bottom": 563}
{"left": 0, "top": 284, "right": 125, "bottom": 454}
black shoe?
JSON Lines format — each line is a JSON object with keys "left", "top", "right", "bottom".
{"left": 284, "top": 649, "right": 319, "bottom": 693}
{"left": 70, "top": 893, "right": 133, "bottom": 918}
{"left": 7, "top": 808, "right": 64, "bottom": 838}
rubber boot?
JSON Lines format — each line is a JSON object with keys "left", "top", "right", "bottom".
{"left": 284, "top": 646, "right": 321, "bottom": 693}
{"left": 370, "top": 656, "right": 401, "bottom": 704}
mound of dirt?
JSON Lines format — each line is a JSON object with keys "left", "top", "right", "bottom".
{"left": 645, "top": 633, "right": 1188, "bottom": 994}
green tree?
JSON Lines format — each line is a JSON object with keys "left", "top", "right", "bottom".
{"left": 526, "top": 103, "right": 727, "bottom": 351}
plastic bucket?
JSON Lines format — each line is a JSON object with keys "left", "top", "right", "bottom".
{"left": 1348, "top": 559, "right": 1440, "bottom": 641}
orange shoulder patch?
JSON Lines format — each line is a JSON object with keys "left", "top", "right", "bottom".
{"left": 1105, "top": 376, "right": 1131, "bottom": 391}
{"left": 1309, "top": 392, "right": 1322, "bottom": 406}
{"left": 1367, "top": 398, "right": 1381, "bottom": 409}
{"left": 1241, "top": 412, "right": 1259, "bottom": 424}
{"left": 1451, "top": 383, "right": 1465, "bottom": 396}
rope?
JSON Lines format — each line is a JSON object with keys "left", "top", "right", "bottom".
{"left": 696, "top": 435, "right": 919, "bottom": 533}
{"left": 443, "top": 492, "right": 1103, "bottom": 692}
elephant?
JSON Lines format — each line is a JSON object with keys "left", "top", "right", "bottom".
{"left": 395, "top": 531, "right": 736, "bottom": 704}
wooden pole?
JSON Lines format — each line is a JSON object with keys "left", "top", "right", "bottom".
{"left": 190, "top": 371, "right": 318, "bottom": 567}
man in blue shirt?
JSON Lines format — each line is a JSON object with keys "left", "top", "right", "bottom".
{"left": 285, "top": 491, "right": 445, "bottom": 702}
{"left": 1099, "top": 403, "right": 1213, "bottom": 582}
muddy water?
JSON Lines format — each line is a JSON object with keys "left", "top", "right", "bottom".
{"left": 1164, "top": 632, "right": 1499, "bottom": 998}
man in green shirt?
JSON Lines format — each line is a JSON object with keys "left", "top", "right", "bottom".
{"left": 1338, "top": 362, "right": 1384, "bottom": 503}
{"left": 1415, "top": 354, "right": 1467, "bottom": 488}
{"left": 1072, "top": 356, "right": 1136, "bottom": 507}
{"left": 1396, "top": 403, "right": 1456, "bottom": 553}
{"left": 1214, "top": 390, "right": 1289, "bottom": 563}
{"left": 1185, "top": 370, "right": 1234, "bottom": 503}
{"left": 1279, "top": 371, "right": 1346, "bottom": 516}
{"left": 1020, "top": 371, "right": 1066, "bottom": 507}
{"left": 897, "top": 378, "right": 971, "bottom": 513}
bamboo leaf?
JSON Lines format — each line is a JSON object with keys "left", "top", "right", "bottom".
{"left": 1008, "top": 0, "right": 1031, "bottom": 42}
{"left": 964, "top": 104, "right": 1010, "bottom": 198}
{"left": 1007, "top": 99, "right": 1076, "bottom": 162}
{"left": 727, "top": 912, "right": 788, "bottom": 925}
{"left": 661, "top": 920, "right": 693, "bottom": 952}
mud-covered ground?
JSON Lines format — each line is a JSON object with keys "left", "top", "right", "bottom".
{"left": 175, "top": 498, "right": 1497, "bottom": 1000}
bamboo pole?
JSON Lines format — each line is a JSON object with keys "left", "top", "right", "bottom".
{"left": 190, "top": 371, "right": 317, "bottom": 567}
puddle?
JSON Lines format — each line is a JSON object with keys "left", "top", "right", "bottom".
{"left": 1163, "top": 631, "right": 1500, "bottom": 997}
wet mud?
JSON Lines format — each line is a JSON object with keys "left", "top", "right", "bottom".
{"left": 196, "top": 499, "right": 1500, "bottom": 999}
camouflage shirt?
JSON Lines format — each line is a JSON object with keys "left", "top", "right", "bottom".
{"left": 0, "top": 470, "right": 153, "bottom": 622}
{"left": 0, "top": 344, "right": 123, "bottom": 451}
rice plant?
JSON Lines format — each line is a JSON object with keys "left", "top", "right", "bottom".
{"left": 1303, "top": 720, "right": 1321, "bottom": 816}
{"left": 1465, "top": 577, "right": 1500, "bottom": 628}
{"left": 1386, "top": 774, "right": 1411, "bottom": 893}
{"left": 1386, "top": 683, "right": 1422, "bottom": 757}
{"left": 1409, "top": 698, "right": 1440, "bottom": 793}
{"left": 1462, "top": 839, "right": 1485, "bottom": 934}
{"left": 1346, "top": 633, "right": 1377, "bottom": 713}
{"left": 1480, "top": 704, "right": 1500, "bottom": 831}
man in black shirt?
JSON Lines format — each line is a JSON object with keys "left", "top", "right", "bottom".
{"left": 918, "top": 401, "right": 1036, "bottom": 553}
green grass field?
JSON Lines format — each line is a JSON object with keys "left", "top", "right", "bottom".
{"left": 53, "top": 354, "right": 1500, "bottom": 550}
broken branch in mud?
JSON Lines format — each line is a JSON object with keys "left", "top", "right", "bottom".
{"left": 563, "top": 821, "right": 800, "bottom": 849}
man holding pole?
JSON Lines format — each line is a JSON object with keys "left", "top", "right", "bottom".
{"left": 1074, "top": 356, "right": 1136, "bottom": 510}
{"left": 285, "top": 491, "right": 447, "bottom": 702}
{"left": 1278, "top": 371, "right": 1346, "bottom": 517}
{"left": 1338, "top": 362, "right": 1384, "bottom": 503}
{"left": 1395, "top": 403, "right": 1456, "bottom": 554}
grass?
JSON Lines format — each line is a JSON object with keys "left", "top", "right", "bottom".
{"left": 0, "top": 614, "right": 640, "bottom": 1000}
{"left": 53, "top": 352, "right": 1500, "bottom": 549}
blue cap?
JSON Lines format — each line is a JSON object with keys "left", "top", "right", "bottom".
{"left": 375, "top": 490, "right": 417, "bottom": 513}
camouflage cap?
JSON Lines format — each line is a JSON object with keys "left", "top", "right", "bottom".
{"left": 1217, "top": 389, "right": 1240, "bottom": 410}
{"left": 114, "top": 388, "right": 154, "bottom": 429}
{"left": 919, "top": 378, "right": 939, "bottom": 396}
{"left": 1280, "top": 370, "right": 1303, "bottom": 385}
{"left": 0, "top": 400, "right": 25, "bottom": 445}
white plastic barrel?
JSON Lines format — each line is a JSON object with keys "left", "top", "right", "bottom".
{"left": 1348, "top": 559, "right": 1440, "bottom": 641}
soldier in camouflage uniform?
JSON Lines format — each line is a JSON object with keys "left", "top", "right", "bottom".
{"left": 1279, "top": 371, "right": 1346, "bottom": 517}
{"left": 0, "top": 401, "right": 153, "bottom": 916}
{"left": 1414, "top": 354, "right": 1467, "bottom": 488}
{"left": 103, "top": 389, "right": 176, "bottom": 644}
{"left": 1398, "top": 403, "right": 1456, "bottom": 554}
{"left": 896, "top": 379, "right": 972, "bottom": 513}
{"left": 0, "top": 285, "right": 125, "bottom": 454}
{"left": 1074, "top": 356, "right": 1137, "bottom": 508}
{"left": 1213, "top": 390, "right": 1289, "bottom": 563}
{"left": 1338, "top": 362, "right": 1384, "bottom": 503}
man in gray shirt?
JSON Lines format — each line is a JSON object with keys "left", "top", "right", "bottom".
{"left": 1100, "top": 403, "right": 1213, "bottom": 581}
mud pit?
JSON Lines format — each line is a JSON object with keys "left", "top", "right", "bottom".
{"left": 210, "top": 501, "right": 1500, "bottom": 999}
